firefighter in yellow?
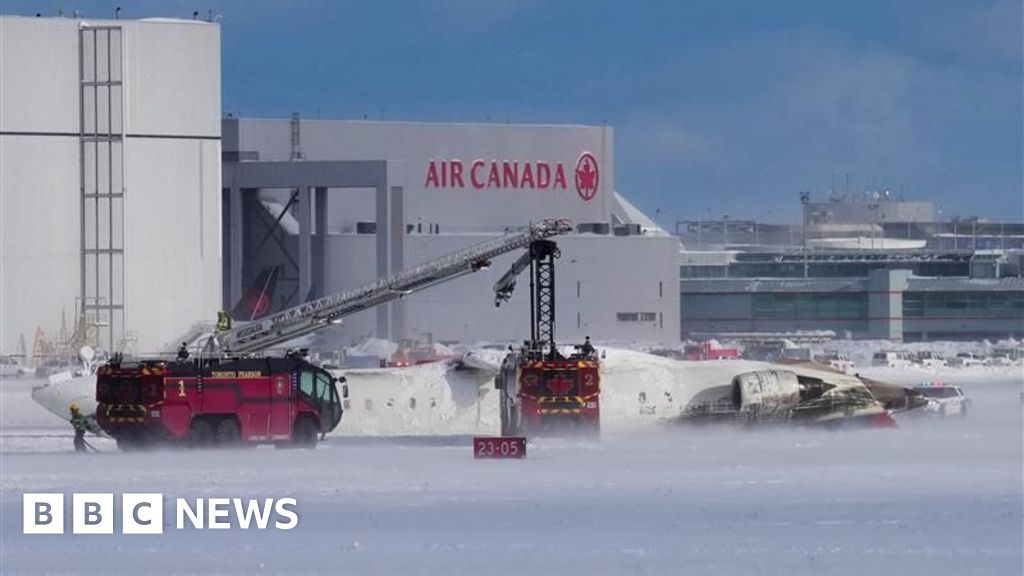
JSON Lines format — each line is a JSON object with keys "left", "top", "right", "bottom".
{"left": 69, "top": 403, "right": 88, "bottom": 453}
{"left": 216, "top": 309, "right": 232, "bottom": 332}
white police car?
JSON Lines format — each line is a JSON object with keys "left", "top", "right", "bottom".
{"left": 912, "top": 382, "right": 970, "bottom": 417}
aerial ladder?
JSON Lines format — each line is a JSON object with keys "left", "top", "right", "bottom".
{"left": 492, "top": 234, "right": 601, "bottom": 436}
{"left": 213, "top": 219, "right": 574, "bottom": 356}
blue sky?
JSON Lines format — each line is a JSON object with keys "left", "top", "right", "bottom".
{"left": 5, "top": 0, "right": 1021, "bottom": 224}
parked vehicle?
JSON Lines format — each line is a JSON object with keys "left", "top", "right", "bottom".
{"left": 814, "top": 352, "right": 856, "bottom": 374}
{"left": 990, "top": 347, "right": 1023, "bottom": 366}
{"left": 951, "top": 352, "right": 990, "bottom": 368}
{"left": 684, "top": 340, "right": 740, "bottom": 361}
{"left": 914, "top": 351, "right": 947, "bottom": 368}
{"left": 741, "top": 340, "right": 788, "bottom": 362}
{"left": 780, "top": 347, "right": 813, "bottom": 362}
{"left": 871, "top": 351, "right": 913, "bottom": 368}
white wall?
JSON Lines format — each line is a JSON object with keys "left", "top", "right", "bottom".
{"left": 317, "top": 232, "right": 679, "bottom": 346}
{"left": 125, "top": 138, "right": 221, "bottom": 352}
{"left": 0, "top": 17, "right": 79, "bottom": 133}
{"left": 124, "top": 20, "right": 220, "bottom": 138}
{"left": 0, "top": 136, "right": 81, "bottom": 350}
{"left": 0, "top": 16, "right": 220, "bottom": 355}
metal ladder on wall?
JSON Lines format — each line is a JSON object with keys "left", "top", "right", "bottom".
{"left": 79, "top": 24, "right": 125, "bottom": 352}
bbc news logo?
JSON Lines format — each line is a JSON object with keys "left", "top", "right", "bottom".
{"left": 23, "top": 493, "right": 299, "bottom": 534}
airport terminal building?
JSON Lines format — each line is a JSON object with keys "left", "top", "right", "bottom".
{"left": 678, "top": 199, "right": 1024, "bottom": 342}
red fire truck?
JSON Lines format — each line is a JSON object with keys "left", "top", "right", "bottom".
{"left": 497, "top": 349, "right": 600, "bottom": 436}
{"left": 493, "top": 239, "right": 601, "bottom": 436}
{"left": 96, "top": 354, "right": 345, "bottom": 449}
{"left": 684, "top": 340, "right": 740, "bottom": 361}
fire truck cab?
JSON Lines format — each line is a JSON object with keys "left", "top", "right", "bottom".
{"left": 96, "top": 355, "right": 345, "bottom": 449}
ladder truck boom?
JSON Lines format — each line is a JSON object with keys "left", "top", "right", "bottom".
{"left": 492, "top": 239, "right": 561, "bottom": 354}
{"left": 218, "top": 219, "right": 573, "bottom": 355}
{"left": 493, "top": 250, "right": 533, "bottom": 306}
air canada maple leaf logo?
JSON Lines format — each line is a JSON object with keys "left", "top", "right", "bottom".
{"left": 547, "top": 373, "right": 575, "bottom": 395}
{"left": 574, "top": 152, "right": 599, "bottom": 202}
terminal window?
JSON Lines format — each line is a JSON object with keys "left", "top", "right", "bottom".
{"left": 617, "top": 312, "right": 657, "bottom": 322}
{"left": 903, "top": 291, "right": 1024, "bottom": 318}
{"left": 752, "top": 293, "right": 868, "bottom": 320}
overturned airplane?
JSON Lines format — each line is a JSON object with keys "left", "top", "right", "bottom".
{"left": 30, "top": 347, "right": 927, "bottom": 437}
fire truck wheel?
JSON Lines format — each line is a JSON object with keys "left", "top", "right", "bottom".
{"left": 190, "top": 419, "right": 215, "bottom": 447}
{"left": 293, "top": 417, "right": 318, "bottom": 448}
{"left": 215, "top": 418, "right": 241, "bottom": 446}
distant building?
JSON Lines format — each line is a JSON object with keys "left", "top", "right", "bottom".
{"left": 803, "top": 195, "right": 935, "bottom": 226}
{"left": 681, "top": 270, "right": 1024, "bottom": 342}
{"left": 678, "top": 194, "right": 1024, "bottom": 342}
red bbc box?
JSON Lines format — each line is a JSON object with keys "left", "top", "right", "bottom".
{"left": 473, "top": 436, "right": 527, "bottom": 459}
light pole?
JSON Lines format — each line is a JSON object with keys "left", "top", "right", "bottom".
{"left": 868, "top": 203, "right": 880, "bottom": 249}
{"left": 701, "top": 206, "right": 712, "bottom": 246}
{"left": 722, "top": 214, "right": 729, "bottom": 247}
{"left": 800, "top": 192, "right": 810, "bottom": 277}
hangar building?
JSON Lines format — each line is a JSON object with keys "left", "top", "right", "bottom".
{"left": 0, "top": 15, "right": 221, "bottom": 355}
{"left": 222, "top": 118, "right": 679, "bottom": 346}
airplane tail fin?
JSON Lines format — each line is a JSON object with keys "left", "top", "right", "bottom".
{"left": 230, "top": 265, "right": 281, "bottom": 321}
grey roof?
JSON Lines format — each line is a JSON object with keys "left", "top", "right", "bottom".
{"left": 680, "top": 276, "right": 1024, "bottom": 294}
{"left": 680, "top": 278, "right": 867, "bottom": 294}
{"left": 906, "top": 277, "right": 1024, "bottom": 292}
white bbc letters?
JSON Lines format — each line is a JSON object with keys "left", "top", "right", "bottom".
{"left": 207, "top": 498, "right": 231, "bottom": 529}
{"left": 73, "top": 493, "right": 114, "bottom": 534}
{"left": 22, "top": 493, "right": 64, "bottom": 534}
{"left": 122, "top": 493, "right": 164, "bottom": 534}
{"left": 274, "top": 498, "right": 299, "bottom": 530}
{"left": 176, "top": 498, "right": 204, "bottom": 529}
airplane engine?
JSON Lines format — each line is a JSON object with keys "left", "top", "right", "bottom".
{"left": 732, "top": 370, "right": 801, "bottom": 418}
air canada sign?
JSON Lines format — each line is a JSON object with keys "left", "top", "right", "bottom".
{"left": 425, "top": 152, "right": 600, "bottom": 202}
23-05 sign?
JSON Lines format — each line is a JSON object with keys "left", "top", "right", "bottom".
{"left": 473, "top": 437, "right": 527, "bottom": 459}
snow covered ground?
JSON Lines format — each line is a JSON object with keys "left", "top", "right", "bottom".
{"left": 1, "top": 368, "right": 1021, "bottom": 575}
